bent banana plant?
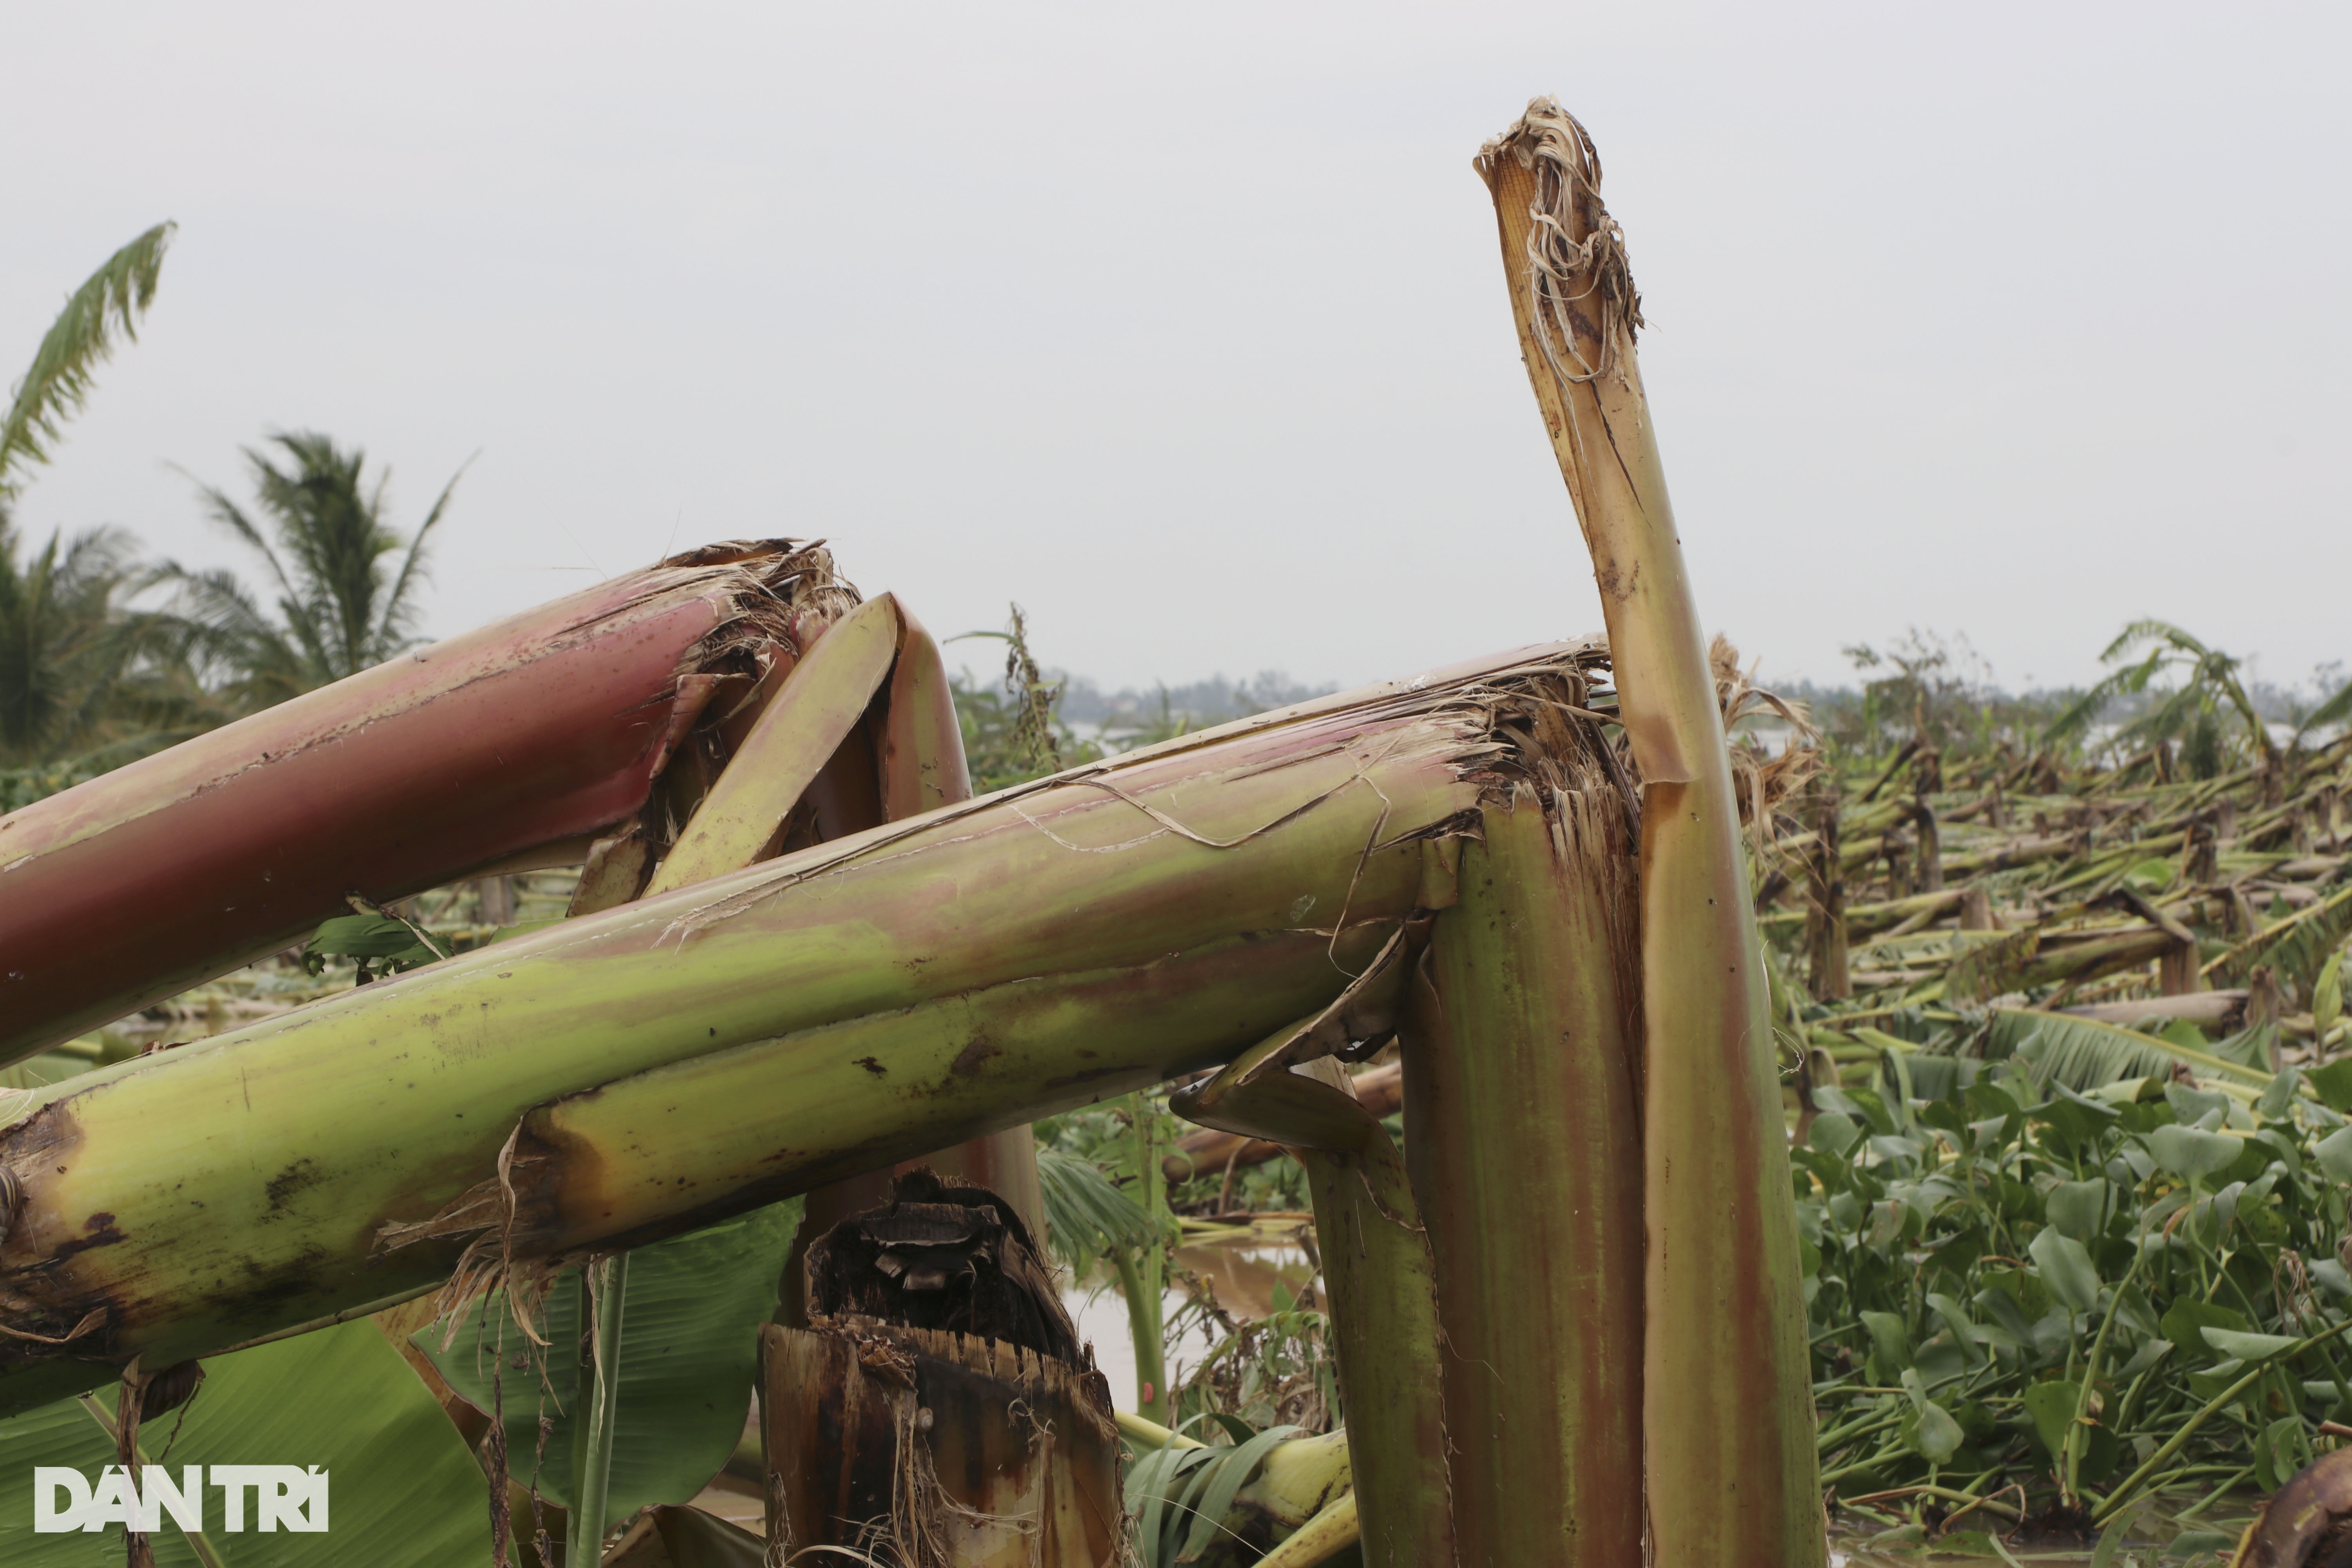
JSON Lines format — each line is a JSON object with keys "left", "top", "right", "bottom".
{"left": 0, "top": 639, "right": 1608, "bottom": 1423}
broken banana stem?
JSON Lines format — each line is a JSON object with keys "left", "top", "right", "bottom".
{"left": 1174, "top": 1002, "right": 1455, "bottom": 1568}
{"left": 542, "top": 610, "right": 910, "bottom": 1554}
{"left": 0, "top": 540, "right": 849, "bottom": 1067}
{"left": 860, "top": 595, "right": 1043, "bottom": 1244}
{"left": 1480, "top": 100, "right": 1823, "bottom": 1566}
{"left": 874, "top": 599, "right": 973, "bottom": 823}
{"left": 642, "top": 592, "right": 905, "bottom": 897}
{"left": 1405, "top": 794, "right": 1647, "bottom": 1565}
{"left": 1163, "top": 1062, "right": 1403, "bottom": 1185}
{"left": 0, "top": 642, "right": 1601, "bottom": 1418}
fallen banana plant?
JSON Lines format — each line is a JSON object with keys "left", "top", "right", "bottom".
{"left": 0, "top": 539, "right": 855, "bottom": 1067}
{"left": 0, "top": 94, "right": 1846, "bottom": 1564}
{"left": 0, "top": 637, "right": 1607, "bottom": 1420}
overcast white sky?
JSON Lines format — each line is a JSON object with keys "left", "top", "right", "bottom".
{"left": 4, "top": 3, "right": 2345, "bottom": 698}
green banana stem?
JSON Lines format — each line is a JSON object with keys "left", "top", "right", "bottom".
{"left": 1127, "top": 1090, "right": 1170, "bottom": 1425}
{"left": 1174, "top": 982, "right": 1456, "bottom": 1567}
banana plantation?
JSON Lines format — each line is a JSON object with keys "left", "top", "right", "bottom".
{"left": 4, "top": 96, "right": 2351, "bottom": 1568}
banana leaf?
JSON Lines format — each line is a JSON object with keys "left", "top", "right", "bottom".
{"left": 2210, "top": 881, "right": 2352, "bottom": 994}
{"left": 416, "top": 1198, "right": 801, "bottom": 1536}
{"left": 1986, "top": 1009, "right": 2270, "bottom": 1094}
{"left": 0, "top": 1318, "right": 492, "bottom": 1566}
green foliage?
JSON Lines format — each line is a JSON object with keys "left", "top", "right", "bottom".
{"left": 0, "top": 228, "right": 208, "bottom": 788}
{"left": 0, "top": 1318, "right": 493, "bottom": 1565}
{"left": 0, "top": 223, "right": 173, "bottom": 502}
{"left": 951, "top": 603, "right": 1102, "bottom": 793}
{"left": 166, "top": 433, "right": 466, "bottom": 709}
{"left": 1807, "top": 630, "right": 2076, "bottom": 761}
{"left": 1169, "top": 1281, "right": 1339, "bottom": 1438}
{"left": 949, "top": 603, "right": 1205, "bottom": 793}
{"left": 2047, "top": 620, "right": 2276, "bottom": 774}
{"left": 0, "top": 229, "right": 455, "bottom": 795}
{"left": 1171, "top": 1151, "right": 1313, "bottom": 1216}
{"left": 1036, "top": 1098, "right": 1186, "bottom": 1420}
{"left": 301, "top": 911, "right": 443, "bottom": 982}
{"left": 951, "top": 603, "right": 1070, "bottom": 782}
{"left": 1802, "top": 1050, "right": 2352, "bottom": 1519}
{"left": 1122, "top": 1421, "right": 1305, "bottom": 1568}
{"left": 2305, "top": 677, "right": 2352, "bottom": 743}
{"left": 1036, "top": 1145, "right": 1160, "bottom": 1277}
{"left": 2220, "top": 884, "right": 2352, "bottom": 997}
{"left": 1036, "top": 1103, "right": 1182, "bottom": 1216}
{"left": 0, "top": 528, "right": 151, "bottom": 763}
{"left": 417, "top": 1198, "right": 803, "bottom": 1536}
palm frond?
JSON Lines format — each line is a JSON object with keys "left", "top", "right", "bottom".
{"left": 376, "top": 452, "right": 473, "bottom": 652}
{"left": 2103, "top": 620, "right": 2209, "bottom": 664}
{"left": 2303, "top": 677, "right": 2352, "bottom": 739}
{"left": 2045, "top": 648, "right": 2164, "bottom": 744}
{"left": 1035, "top": 1145, "right": 1158, "bottom": 1276}
{"left": 0, "top": 524, "right": 158, "bottom": 762}
{"left": 180, "top": 470, "right": 298, "bottom": 604}
{"left": 172, "top": 432, "right": 458, "bottom": 698}
{"left": 0, "top": 223, "right": 174, "bottom": 499}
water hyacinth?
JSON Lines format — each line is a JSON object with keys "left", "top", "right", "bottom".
{"left": 1802, "top": 1024, "right": 2352, "bottom": 1535}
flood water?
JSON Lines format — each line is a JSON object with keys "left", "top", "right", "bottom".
{"left": 1061, "top": 1234, "right": 1316, "bottom": 1412}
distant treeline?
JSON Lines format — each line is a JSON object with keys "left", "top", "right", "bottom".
{"left": 1054, "top": 672, "right": 1337, "bottom": 731}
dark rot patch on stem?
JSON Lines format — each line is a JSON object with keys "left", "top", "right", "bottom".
{"left": 262, "top": 1157, "right": 323, "bottom": 1220}
{"left": 947, "top": 1036, "right": 1000, "bottom": 1079}
{"left": 54, "top": 1214, "right": 125, "bottom": 1260}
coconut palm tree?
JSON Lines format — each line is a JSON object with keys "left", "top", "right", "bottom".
{"left": 167, "top": 432, "right": 467, "bottom": 709}
{"left": 0, "top": 526, "right": 145, "bottom": 763}
{"left": 0, "top": 223, "right": 176, "bottom": 782}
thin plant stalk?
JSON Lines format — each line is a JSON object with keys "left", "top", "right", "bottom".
{"left": 567, "top": 1253, "right": 627, "bottom": 1563}
{"left": 2094, "top": 1316, "right": 2352, "bottom": 1524}
{"left": 1125, "top": 1089, "right": 1170, "bottom": 1425}
{"left": 1111, "top": 1246, "right": 1168, "bottom": 1430}
{"left": 2064, "top": 1225, "right": 2149, "bottom": 1503}
{"left": 1176, "top": 1035, "right": 1455, "bottom": 1564}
